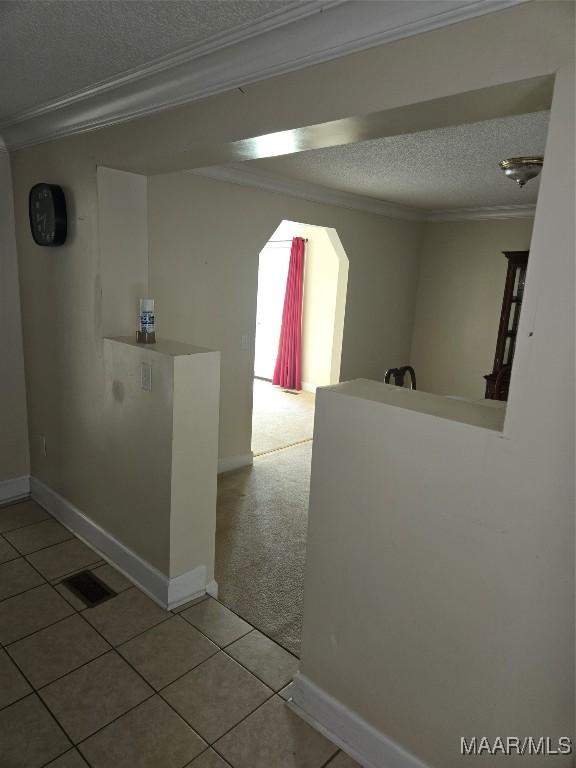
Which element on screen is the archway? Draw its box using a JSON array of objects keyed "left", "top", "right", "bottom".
[{"left": 251, "top": 219, "right": 349, "bottom": 457}]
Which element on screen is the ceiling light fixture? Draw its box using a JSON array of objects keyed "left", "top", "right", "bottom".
[{"left": 499, "top": 156, "right": 543, "bottom": 188}]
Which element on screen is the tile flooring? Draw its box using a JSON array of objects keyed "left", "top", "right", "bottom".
[{"left": 0, "top": 499, "right": 359, "bottom": 768}]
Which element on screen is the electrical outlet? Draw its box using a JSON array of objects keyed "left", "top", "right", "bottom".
[
  {"left": 41, "top": 435, "right": 47, "bottom": 457},
  {"left": 140, "top": 363, "right": 152, "bottom": 392}
]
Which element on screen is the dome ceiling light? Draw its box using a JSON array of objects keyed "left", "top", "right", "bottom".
[{"left": 499, "top": 156, "right": 544, "bottom": 188}]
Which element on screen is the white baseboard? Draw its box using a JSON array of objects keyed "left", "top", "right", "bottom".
[
  {"left": 30, "top": 477, "right": 209, "bottom": 610},
  {"left": 290, "top": 674, "right": 430, "bottom": 768},
  {"left": 0, "top": 475, "right": 30, "bottom": 505},
  {"left": 218, "top": 452, "right": 253, "bottom": 474},
  {"left": 165, "top": 566, "right": 208, "bottom": 610},
  {"left": 301, "top": 381, "right": 318, "bottom": 393}
]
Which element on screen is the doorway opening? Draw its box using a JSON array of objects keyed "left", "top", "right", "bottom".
[
  {"left": 251, "top": 220, "right": 349, "bottom": 458},
  {"left": 216, "top": 220, "right": 348, "bottom": 655}
]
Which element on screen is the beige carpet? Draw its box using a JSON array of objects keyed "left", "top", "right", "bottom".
[
  {"left": 251, "top": 378, "right": 315, "bottom": 456},
  {"left": 215, "top": 441, "right": 312, "bottom": 656}
]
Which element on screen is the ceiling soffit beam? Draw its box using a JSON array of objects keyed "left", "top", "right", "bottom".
[
  {"left": 116, "top": 75, "right": 552, "bottom": 176},
  {"left": 1, "top": 0, "right": 528, "bottom": 150},
  {"left": 219, "top": 76, "right": 554, "bottom": 162}
]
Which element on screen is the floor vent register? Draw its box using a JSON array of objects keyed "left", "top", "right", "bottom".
[{"left": 61, "top": 570, "right": 116, "bottom": 607}]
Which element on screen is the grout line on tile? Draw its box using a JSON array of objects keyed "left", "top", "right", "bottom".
[
  {"left": 65, "top": 616, "right": 203, "bottom": 749},
  {"left": 53, "top": 748, "right": 96, "bottom": 768},
  {"left": 71, "top": 688, "right": 158, "bottom": 748},
  {"left": 0, "top": 561, "right": 50, "bottom": 609},
  {"left": 5, "top": 528, "right": 76, "bottom": 558},
  {"left": 152, "top": 647, "right": 263, "bottom": 702},
  {"left": 3, "top": 610, "right": 80, "bottom": 650},
  {"left": 67, "top": 637, "right": 207, "bottom": 756},
  {"left": 174, "top": 596, "right": 301, "bottom": 689},
  {"left": 219, "top": 644, "right": 295, "bottom": 693},
  {"left": 209, "top": 690, "right": 277, "bottom": 754},
  {"left": 4, "top": 684, "right": 73, "bottom": 760},
  {"left": 199, "top": 745, "right": 234, "bottom": 767},
  {"left": 0, "top": 515, "right": 52, "bottom": 534},
  {"left": 177, "top": 613, "right": 251, "bottom": 650},
  {"left": 36, "top": 648, "right": 114, "bottom": 695},
  {"left": 168, "top": 683, "right": 276, "bottom": 748},
  {"left": 26, "top": 584, "right": 170, "bottom": 750},
  {"left": 223, "top": 623, "right": 299, "bottom": 659},
  {"left": 31, "top": 596, "right": 164, "bottom": 751},
  {"left": 0, "top": 577, "right": 48, "bottom": 605},
  {"left": 115, "top": 623, "right": 220, "bottom": 668},
  {"left": 211, "top": 596, "right": 300, "bottom": 660},
  {"left": 0, "top": 538, "right": 23, "bottom": 564},
  {"left": 7, "top": 623, "right": 113, "bottom": 694},
  {"left": 26, "top": 556, "right": 105, "bottom": 584},
  {"left": 321, "top": 752, "right": 343, "bottom": 768},
  {"left": 49, "top": 561, "right": 109, "bottom": 589},
  {"left": 0, "top": 686, "right": 33, "bottom": 714}
]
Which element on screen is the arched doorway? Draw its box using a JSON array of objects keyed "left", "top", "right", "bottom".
[{"left": 251, "top": 219, "right": 349, "bottom": 456}]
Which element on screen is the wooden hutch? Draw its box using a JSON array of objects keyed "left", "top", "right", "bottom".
[{"left": 484, "top": 250, "right": 529, "bottom": 401}]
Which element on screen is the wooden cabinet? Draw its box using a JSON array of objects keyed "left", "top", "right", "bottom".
[{"left": 484, "top": 250, "right": 528, "bottom": 401}]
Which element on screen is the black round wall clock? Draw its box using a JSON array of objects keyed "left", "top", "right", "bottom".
[{"left": 29, "top": 183, "right": 67, "bottom": 246}]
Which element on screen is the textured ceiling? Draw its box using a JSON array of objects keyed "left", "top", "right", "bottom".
[
  {"left": 248, "top": 111, "right": 550, "bottom": 210},
  {"left": 0, "top": 0, "right": 294, "bottom": 120}
]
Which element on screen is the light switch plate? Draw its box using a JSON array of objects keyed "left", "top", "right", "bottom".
[{"left": 140, "top": 362, "right": 152, "bottom": 392}]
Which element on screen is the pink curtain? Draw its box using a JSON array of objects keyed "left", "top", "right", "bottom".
[{"left": 273, "top": 237, "right": 305, "bottom": 390}]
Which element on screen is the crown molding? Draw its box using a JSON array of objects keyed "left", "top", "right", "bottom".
[
  {"left": 426, "top": 204, "right": 536, "bottom": 221},
  {"left": 0, "top": 1, "right": 334, "bottom": 141},
  {"left": 2, "top": 0, "right": 527, "bottom": 151},
  {"left": 192, "top": 164, "right": 424, "bottom": 221},
  {"left": 192, "top": 163, "right": 536, "bottom": 222}
]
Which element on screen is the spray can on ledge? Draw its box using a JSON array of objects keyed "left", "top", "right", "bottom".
[{"left": 136, "top": 298, "right": 156, "bottom": 344}]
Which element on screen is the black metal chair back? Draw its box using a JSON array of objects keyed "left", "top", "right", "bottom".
[{"left": 384, "top": 365, "right": 417, "bottom": 390}]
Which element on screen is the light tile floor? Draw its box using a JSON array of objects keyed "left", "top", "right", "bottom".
[{"left": 0, "top": 498, "right": 360, "bottom": 768}]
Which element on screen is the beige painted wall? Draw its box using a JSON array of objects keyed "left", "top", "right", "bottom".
[
  {"left": 10, "top": 147, "right": 181, "bottom": 574},
  {"left": 97, "top": 167, "right": 148, "bottom": 337},
  {"left": 302, "top": 232, "right": 339, "bottom": 390},
  {"left": 298, "top": 57, "right": 574, "bottom": 768},
  {"left": 103, "top": 337, "right": 219, "bottom": 581},
  {"left": 147, "top": 172, "right": 422, "bottom": 461},
  {"left": 0, "top": 150, "right": 29, "bottom": 484},
  {"left": 101, "top": 338, "right": 173, "bottom": 572},
  {"left": 410, "top": 219, "right": 534, "bottom": 399},
  {"left": 170, "top": 348, "right": 220, "bottom": 581},
  {"left": 300, "top": 225, "right": 348, "bottom": 390}
]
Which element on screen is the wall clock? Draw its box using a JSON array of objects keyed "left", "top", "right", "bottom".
[{"left": 29, "top": 183, "right": 67, "bottom": 246}]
